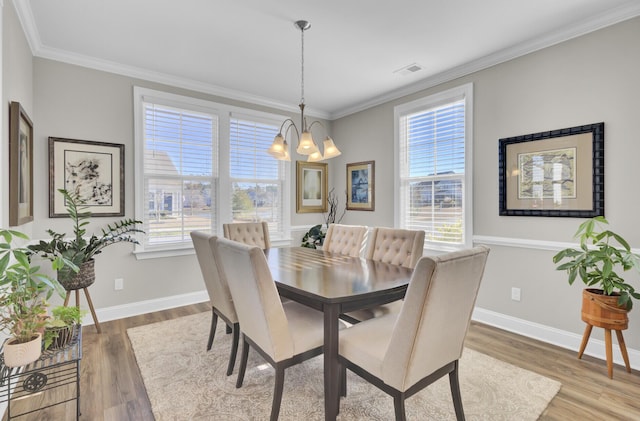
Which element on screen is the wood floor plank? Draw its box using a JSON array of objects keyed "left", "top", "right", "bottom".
[{"left": 3, "top": 304, "right": 640, "bottom": 420}]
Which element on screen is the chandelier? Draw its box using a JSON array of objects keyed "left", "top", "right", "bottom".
[{"left": 267, "top": 20, "right": 341, "bottom": 162}]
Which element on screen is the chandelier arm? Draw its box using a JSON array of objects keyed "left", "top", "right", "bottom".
[
  {"left": 307, "top": 120, "right": 327, "bottom": 136},
  {"left": 278, "top": 118, "right": 297, "bottom": 134},
  {"left": 284, "top": 121, "right": 300, "bottom": 140}
]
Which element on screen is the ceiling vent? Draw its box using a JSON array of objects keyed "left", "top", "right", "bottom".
[{"left": 394, "top": 63, "right": 423, "bottom": 76}]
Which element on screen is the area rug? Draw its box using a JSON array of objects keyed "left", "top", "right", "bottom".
[{"left": 127, "top": 312, "right": 560, "bottom": 420}]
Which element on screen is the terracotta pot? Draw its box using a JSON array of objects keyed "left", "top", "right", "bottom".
[
  {"left": 3, "top": 333, "right": 42, "bottom": 367},
  {"left": 57, "top": 259, "right": 95, "bottom": 291},
  {"left": 581, "top": 288, "right": 629, "bottom": 330}
]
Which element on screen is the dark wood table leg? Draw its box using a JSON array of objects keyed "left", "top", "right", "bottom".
[{"left": 324, "top": 303, "right": 340, "bottom": 421}]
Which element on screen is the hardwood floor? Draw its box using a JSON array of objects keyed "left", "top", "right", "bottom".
[{"left": 3, "top": 303, "right": 640, "bottom": 420}]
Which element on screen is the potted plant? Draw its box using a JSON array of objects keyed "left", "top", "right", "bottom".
[
  {"left": 43, "top": 305, "right": 85, "bottom": 350},
  {"left": 554, "top": 216, "right": 640, "bottom": 335},
  {"left": 28, "top": 188, "right": 143, "bottom": 291},
  {"left": 0, "top": 230, "right": 64, "bottom": 367},
  {"left": 301, "top": 189, "right": 346, "bottom": 249},
  {"left": 553, "top": 216, "right": 640, "bottom": 309}
]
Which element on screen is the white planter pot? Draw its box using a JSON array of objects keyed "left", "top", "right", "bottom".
[{"left": 3, "top": 333, "right": 42, "bottom": 367}]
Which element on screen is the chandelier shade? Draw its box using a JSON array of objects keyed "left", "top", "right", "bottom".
[{"left": 268, "top": 20, "right": 341, "bottom": 162}]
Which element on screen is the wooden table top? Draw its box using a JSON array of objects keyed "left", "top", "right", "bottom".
[{"left": 264, "top": 247, "right": 413, "bottom": 304}]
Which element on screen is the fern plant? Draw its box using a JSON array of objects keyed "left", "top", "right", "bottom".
[{"left": 28, "top": 189, "right": 144, "bottom": 278}]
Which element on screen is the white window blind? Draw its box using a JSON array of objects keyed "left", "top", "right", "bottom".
[
  {"left": 142, "top": 102, "right": 218, "bottom": 248},
  {"left": 229, "top": 115, "right": 285, "bottom": 239},
  {"left": 396, "top": 84, "right": 472, "bottom": 249},
  {"left": 134, "top": 87, "right": 291, "bottom": 256}
]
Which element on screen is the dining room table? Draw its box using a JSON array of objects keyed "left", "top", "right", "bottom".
[{"left": 264, "top": 246, "right": 413, "bottom": 421}]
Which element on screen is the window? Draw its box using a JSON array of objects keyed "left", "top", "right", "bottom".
[
  {"left": 395, "top": 84, "right": 473, "bottom": 250},
  {"left": 134, "top": 88, "right": 289, "bottom": 257},
  {"left": 229, "top": 114, "right": 285, "bottom": 236}
]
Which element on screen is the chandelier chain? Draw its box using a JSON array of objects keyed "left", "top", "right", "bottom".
[{"left": 300, "top": 26, "right": 305, "bottom": 105}]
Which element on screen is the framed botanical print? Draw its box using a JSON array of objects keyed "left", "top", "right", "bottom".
[
  {"left": 49, "top": 137, "right": 125, "bottom": 217},
  {"left": 9, "top": 102, "right": 34, "bottom": 226},
  {"left": 296, "top": 161, "right": 328, "bottom": 213},
  {"left": 347, "top": 160, "right": 375, "bottom": 211}
]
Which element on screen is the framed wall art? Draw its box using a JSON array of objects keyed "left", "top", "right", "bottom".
[
  {"left": 296, "top": 161, "right": 328, "bottom": 213},
  {"left": 49, "top": 137, "right": 125, "bottom": 217},
  {"left": 498, "top": 122, "right": 604, "bottom": 217},
  {"left": 9, "top": 102, "right": 34, "bottom": 226},
  {"left": 347, "top": 160, "right": 375, "bottom": 211}
]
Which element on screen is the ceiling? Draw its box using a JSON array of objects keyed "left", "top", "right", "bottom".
[{"left": 15, "top": 0, "right": 640, "bottom": 119}]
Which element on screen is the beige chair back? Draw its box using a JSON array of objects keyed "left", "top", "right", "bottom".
[
  {"left": 223, "top": 221, "right": 271, "bottom": 249},
  {"left": 322, "top": 224, "right": 367, "bottom": 257},
  {"left": 190, "top": 232, "right": 237, "bottom": 322},
  {"left": 366, "top": 227, "right": 425, "bottom": 269},
  {"left": 382, "top": 246, "right": 490, "bottom": 391},
  {"left": 214, "top": 237, "right": 294, "bottom": 362}
]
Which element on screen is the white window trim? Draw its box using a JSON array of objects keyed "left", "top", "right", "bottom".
[
  {"left": 133, "top": 87, "right": 291, "bottom": 259},
  {"left": 393, "top": 83, "right": 473, "bottom": 251}
]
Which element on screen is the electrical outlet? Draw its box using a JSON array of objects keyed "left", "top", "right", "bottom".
[
  {"left": 115, "top": 278, "right": 124, "bottom": 290},
  {"left": 511, "top": 287, "right": 521, "bottom": 302}
]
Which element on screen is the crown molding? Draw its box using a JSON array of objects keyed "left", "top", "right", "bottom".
[{"left": 329, "top": 2, "right": 640, "bottom": 119}]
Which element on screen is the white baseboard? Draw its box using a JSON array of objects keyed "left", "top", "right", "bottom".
[
  {"left": 82, "top": 290, "right": 209, "bottom": 326},
  {"left": 472, "top": 306, "right": 640, "bottom": 370}
]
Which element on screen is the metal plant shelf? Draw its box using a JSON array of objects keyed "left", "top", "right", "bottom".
[{"left": 0, "top": 326, "right": 82, "bottom": 420}]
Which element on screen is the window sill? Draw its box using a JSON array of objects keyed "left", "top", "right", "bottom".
[{"left": 133, "top": 238, "right": 294, "bottom": 260}]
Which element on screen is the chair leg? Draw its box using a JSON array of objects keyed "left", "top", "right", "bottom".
[
  {"left": 236, "top": 336, "right": 250, "bottom": 388},
  {"left": 270, "top": 365, "right": 285, "bottom": 421},
  {"left": 393, "top": 393, "right": 406, "bottom": 421},
  {"left": 449, "top": 360, "right": 465, "bottom": 421},
  {"left": 207, "top": 310, "right": 219, "bottom": 351},
  {"left": 226, "top": 323, "right": 240, "bottom": 376}
]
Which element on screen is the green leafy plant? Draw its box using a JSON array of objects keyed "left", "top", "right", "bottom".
[
  {"left": 28, "top": 189, "right": 144, "bottom": 282},
  {"left": 301, "top": 224, "right": 325, "bottom": 249},
  {"left": 43, "top": 305, "right": 86, "bottom": 349},
  {"left": 49, "top": 305, "right": 85, "bottom": 326},
  {"left": 300, "top": 189, "right": 345, "bottom": 249},
  {"left": 0, "top": 230, "right": 64, "bottom": 344},
  {"left": 553, "top": 216, "right": 640, "bottom": 309}
]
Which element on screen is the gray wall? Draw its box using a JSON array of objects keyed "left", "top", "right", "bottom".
[{"left": 332, "top": 17, "right": 640, "bottom": 349}]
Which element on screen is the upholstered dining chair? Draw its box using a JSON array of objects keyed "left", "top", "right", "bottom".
[
  {"left": 223, "top": 221, "right": 271, "bottom": 249},
  {"left": 342, "top": 227, "right": 425, "bottom": 323},
  {"left": 214, "top": 237, "right": 326, "bottom": 421},
  {"left": 190, "top": 232, "right": 239, "bottom": 376},
  {"left": 338, "top": 246, "right": 490, "bottom": 421},
  {"left": 322, "top": 223, "right": 368, "bottom": 257}
]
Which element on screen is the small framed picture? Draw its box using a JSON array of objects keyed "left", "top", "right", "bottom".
[
  {"left": 347, "top": 160, "right": 375, "bottom": 211},
  {"left": 49, "top": 137, "right": 125, "bottom": 217},
  {"left": 9, "top": 102, "right": 34, "bottom": 226},
  {"left": 296, "top": 161, "right": 328, "bottom": 213}
]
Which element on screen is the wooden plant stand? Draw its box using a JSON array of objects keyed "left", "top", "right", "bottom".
[
  {"left": 577, "top": 289, "right": 630, "bottom": 378},
  {"left": 63, "top": 287, "right": 101, "bottom": 333}
]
